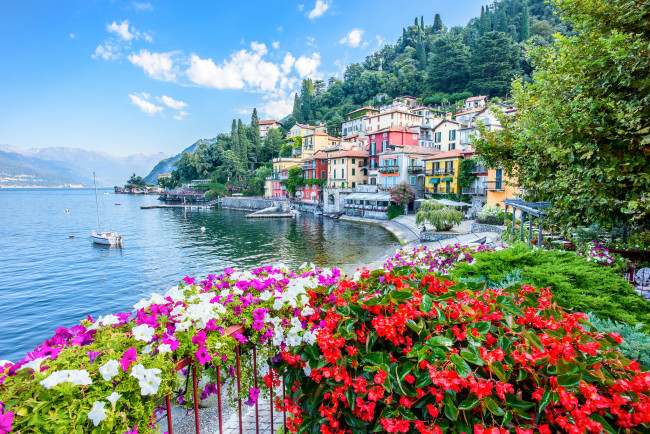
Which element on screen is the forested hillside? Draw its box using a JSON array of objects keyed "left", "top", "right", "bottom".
[{"left": 156, "top": 0, "right": 567, "bottom": 194}]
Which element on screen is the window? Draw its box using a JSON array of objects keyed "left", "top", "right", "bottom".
[
  {"left": 449, "top": 130, "right": 456, "bottom": 140},
  {"left": 352, "top": 182, "right": 356, "bottom": 188},
  {"left": 450, "top": 143, "right": 456, "bottom": 150},
  {"left": 435, "top": 132, "right": 441, "bottom": 143},
  {"left": 312, "top": 170, "right": 315, "bottom": 178},
  {"left": 352, "top": 168, "right": 356, "bottom": 176},
  {"left": 371, "top": 143, "right": 376, "bottom": 155},
  {"left": 342, "top": 169, "right": 345, "bottom": 178},
  {"left": 383, "top": 133, "right": 387, "bottom": 137},
  {"left": 321, "top": 170, "right": 325, "bottom": 179},
  {"left": 413, "top": 134, "right": 417, "bottom": 139},
  {"left": 351, "top": 159, "right": 355, "bottom": 164},
  {"left": 333, "top": 169, "right": 336, "bottom": 179},
  {"left": 341, "top": 159, "right": 344, "bottom": 165},
  {"left": 410, "top": 176, "right": 415, "bottom": 185}
]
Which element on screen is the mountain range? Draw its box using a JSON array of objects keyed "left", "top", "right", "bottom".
[
  {"left": 0, "top": 144, "right": 168, "bottom": 188},
  {"left": 144, "top": 138, "right": 217, "bottom": 184}
]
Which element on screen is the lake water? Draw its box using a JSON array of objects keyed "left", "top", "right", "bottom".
[{"left": 0, "top": 189, "right": 399, "bottom": 362}]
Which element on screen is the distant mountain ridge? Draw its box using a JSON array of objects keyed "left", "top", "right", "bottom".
[
  {"left": 0, "top": 144, "right": 168, "bottom": 187},
  {"left": 144, "top": 138, "right": 217, "bottom": 184}
]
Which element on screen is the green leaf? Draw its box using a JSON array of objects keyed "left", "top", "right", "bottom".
[
  {"left": 537, "top": 390, "right": 552, "bottom": 415},
  {"left": 460, "top": 349, "right": 485, "bottom": 366},
  {"left": 473, "top": 321, "right": 491, "bottom": 334},
  {"left": 489, "top": 361, "right": 507, "bottom": 383},
  {"left": 458, "top": 395, "right": 480, "bottom": 410},
  {"left": 505, "top": 394, "right": 535, "bottom": 411},
  {"left": 557, "top": 373, "right": 582, "bottom": 388},
  {"left": 443, "top": 393, "right": 459, "bottom": 421},
  {"left": 590, "top": 414, "right": 616, "bottom": 434},
  {"left": 450, "top": 353, "right": 472, "bottom": 378},
  {"left": 421, "top": 294, "right": 432, "bottom": 313},
  {"left": 361, "top": 352, "right": 384, "bottom": 366},
  {"left": 391, "top": 290, "right": 413, "bottom": 300},
  {"left": 496, "top": 295, "right": 523, "bottom": 316},
  {"left": 483, "top": 396, "right": 505, "bottom": 416},
  {"left": 425, "top": 336, "right": 453, "bottom": 347}
]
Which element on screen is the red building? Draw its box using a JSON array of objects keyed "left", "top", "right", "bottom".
[
  {"left": 367, "top": 126, "right": 419, "bottom": 169},
  {"left": 297, "top": 151, "right": 328, "bottom": 202}
]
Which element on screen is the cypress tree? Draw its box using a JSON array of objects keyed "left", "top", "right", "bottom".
[
  {"left": 300, "top": 79, "right": 314, "bottom": 124},
  {"left": 497, "top": 10, "right": 508, "bottom": 33},
  {"left": 414, "top": 17, "right": 418, "bottom": 28},
  {"left": 433, "top": 14, "right": 443, "bottom": 32},
  {"left": 420, "top": 16, "right": 424, "bottom": 32},
  {"left": 520, "top": 5, "right": 530, "bottom": 41},
  {"left": 249, "top": 108, "right": 260, "bottom": 163},
  {"left": 484, "top": 6, "right": 492, "bottom": 33},
  {"left": 416, "top": 31, "right": 426, "bottom": 70},
  {"left": 230, "top": 119, "right": 239, "bottom": 156},
  {"left": 237, "top": 119, "right": 248, "bottom": 165},
  {"left": 292, "top": 93, "right": 303, "bottom": 124},
  {"left": 479, "top": 6, "right": 485, "bottom": 36}
]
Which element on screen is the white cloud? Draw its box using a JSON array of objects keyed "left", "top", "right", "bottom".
[
  {"left": 92, "top": 42, "right": 121, "bottom": 60},
  {"left": 277, "top": 26, "right": 283, "bottom": 33},
  {"left": 133, "top": 2, "right": 153, "bottom": 11},
  {"left": 260, "top": 93, "right": 294, "bottom": 119},
  {"left": 250, "top": 42, "right": 267, "bottom": 56},
  {"left": 128, "top": 93, "right": 164, "bottom": 116},
  {"left": 158, "top": 95, "right": 187, "bottom": 109},
  {"left": 272, "top": 41, "right": 280, "bottom": 50},
  {"left": 236, "top": 108, "right": 252, "bottom": 115},
  {"left": 128, "top": 50, "right": 178, "bottom": 81},
  {"left": 376, "top": 35, "right": 384, "bottom": 47},
  {"left": 174, "top": 111, "right": 188, "bottom": 120},
  {"left": 186, "top": 48, "right": 282, "bottom": 92},
  {"left": 107, "top": 20, "right": 134, "bottom": 41},
  {"left": 340, "top": 28, "right": 364, "bottom": 47},
  {"left": 305, "top": 36, "right": 316, "bottom": 48},
  {"left": 297, "top": 4, "right": 305, "bottom": 11},
  {"left": 307, "top": 0, "right": 330, "bottom": 19},
  {"left": 282, "top": 53, "right": 295, "bottom": 74},
  {"left": 294, "top": 53, "right": 321, "bottom": 78},
  {"left": 69, "top": 33, "right": 75, "bottom": 39}
]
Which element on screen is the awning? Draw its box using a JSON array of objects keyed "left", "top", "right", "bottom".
[
  {"left": 428, "top": 178, "right": 440, "bottom": 184},
  {"left": 441, "top": 177, "right": 453, "bottom": 182},
  {"left": 433, "top": 199, "right": 471, "bottom": 207}
]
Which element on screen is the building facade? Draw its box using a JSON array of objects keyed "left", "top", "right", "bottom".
[
  {"left": 377, "top": 145, "right": 441, "bottom": 197},
  {"left": 422, "top": 149, "right": 466, "bottom": 196},
  {"left": 341, "top": 106, "right": 379, "bottom": 138},
  {"left": 259, "top": 120, "right": 282, "bottom": 139},
  {"left": 327, "top": 150, "right": 369, "bottom": 189},
  {"left": 296, "top": 152, "right": 328, "bottom": 202},
  {"left": 266, "top": 157, "right": 302, "bottom": 197}
]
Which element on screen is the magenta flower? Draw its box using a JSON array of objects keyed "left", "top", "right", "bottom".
[
  {"left": 87, "top": 350, "right": 102, "bottom": 364},
  {"left": 162, "top": 336, "right": 179, "bottom": 351},
  {"left": 195, "top": 347, "right": 212, "bottom": 365},
  {"left": 191, "top": 331, "right": 207, "bottom": 347},
  {"left": 244, "top": 387, "right": 261, "bottom": 406},
  {"left": 119, "top": 347, "right": 137, "bottom": 372},
  {"left": 232, "top": 332, "right": 248, "bottom": 344},
  {"left": 0, "top": 411, "right": 14, "bottom": 433},
  {"left": 183, "top": 275, "right": 195, "bottom": 285},
  {"left": 123, "top": 425, "right": 138, "bottom": 434},
  {"left": 205, "top": 319, "right": 218, "bottom": 331}
]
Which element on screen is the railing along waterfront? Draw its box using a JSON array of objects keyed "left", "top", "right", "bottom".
[{"left": 161, "top": 324, "right": 286, "bottom": 434}]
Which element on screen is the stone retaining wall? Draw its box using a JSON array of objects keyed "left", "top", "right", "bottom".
[
  {"left": 221, "top": 197, "right": 275, "bottom": 212},
  {"left": 420, "top": 232, "right": 462, "bottom": 242},
  {"left": 470, "top": 222, "right": 507, "bottom": 234}
]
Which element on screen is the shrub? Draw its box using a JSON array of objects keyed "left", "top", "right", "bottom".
[
  {"left": 274, "top": 266, "right": 650, "bottom": 433},
  {"left": 416, "top": 200, "right": 462, "bottom": 231},
  {"left": 451, "top": 243, "right": 650, "bottom": 330},
  {"left": 387, "top": 204, "right": 404, "bottom": 220},
  {"left": 389, "top": 182, "right": 414, "bottom": 208},
  {"left": 586, "top": 313, "right": 650, "bottom": 367},
  {"left": 477, "top": 205, "right": 504, "bottom": 225}
]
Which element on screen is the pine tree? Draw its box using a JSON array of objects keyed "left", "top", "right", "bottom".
[
  {"left": 497, "top": 10, "right": 508, "bottom": 33},
  {"left": 484, "top": 6, "right": 492, "bottom": 33},
  {"left": 237, "top": 119, "right": 248, "bottom": 166},
  {"left": 479, "top": 6, "right": 485, "bottom": 35},
  {"left": 420, "top": 16, "right": 424, "bottom": 31},
  {"left": 468, "top": 31, "right": 522, "bottom": 96},
  {"left": 230, "top": 119, "right": 239, "bottom": 156},
  {"left": 428, "top": 33, "right": 471, "bottom": 93},
  {"left": 520, "top": 5, "right": 530, "bottom": 41},
  {"left": 249, "top": 108, "right": 260, "bottom": 163},
  {"left": 433, "top": 14, "right": 443, "bottom": 32},
  {"left": 292, "top": 93, "right": 303, "bottom": 124}
]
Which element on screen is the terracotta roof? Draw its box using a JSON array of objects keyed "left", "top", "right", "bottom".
[
  {"left": 293, "top": 123, "right": 321, "bottom": 129},
  {"left": 328, "top": 150, "right": 368, "bottom": 159},
  {"left": 421, "top": 149, "right": 466, "bottom": 161},
  {"left": 312, "top": 151, "right": 329, "bottom": 159},
  {"left": 466, "top": 96, "right": 487, "bottom": 102},
  {"left": 380, "top": 145, "right": 442, "bottom": 156},
  {"left": 367, "top": 126, "right": 419, "bottom": 135},
  {"left": 429, "top": 119, "right": 460, "bottom": 130},
  {"left": 259, "top": 120, "right": 280, "bottom": 125},
  {"left": 454, "top": 107, "right": 485, "bottom": 116},
  {"left": 327, "top": 135, "right": 341, "bottom": 141},
  {"left": 345, "top": 106, "right": 378, "bottom": 116}
]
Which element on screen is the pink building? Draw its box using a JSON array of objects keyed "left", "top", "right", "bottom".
[{"left": 367, "top": 126, "right": 419, "bottom": 169}]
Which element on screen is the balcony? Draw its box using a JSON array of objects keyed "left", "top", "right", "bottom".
[
  {"left": 426, "top": 187, "right": 456, "bottom": 195},
  {"left": 486, "top": 181, "right": 504, "bottom": 191},
  {"left": 460, "top": 136, "right": 472, "bottom": 145},
  {"left": 302, "top": 163, "right": 316, "bottom": 170},
  {"left": 378, "top": 166, "right": 399, "bottom": 174},
  {"left": 471, "top": 165, "right": 487, "bottom": 174},
  {"left": 425, "top": 169, "right": 454, "bottom": 176},
  {"left": 462, "top": 187, "right": 487, "bottom": 195},
  {"left": 291, "top": 149, "right": 302, "bottom": 157},
  {"left": 407, "top": 165, "right": 424, "bottom": 174}
]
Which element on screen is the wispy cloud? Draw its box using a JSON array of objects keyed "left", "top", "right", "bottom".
[
  {"left": 158, "top": 95, "right": 187, "bottom": 109},
  {"left": 133, "top": 2, "right": 153, "bottom": 11},
  {"left": 128, "top": 93, "right": 164, "bottom": 116},
  {"left": 272, "top": 41, "right": 280, "bottom": 50},
  {"left": 128, "top": 50, "right": 178, "bottom": 81},
  {"left": 340, "top": 28, "right": 364, "bottom": 47},
  {"left": 307, "top": 0, "right": 330, "bottom": 19},
  {"left": 173, "top": 111, "right": 188, "bottom": 120},
  {"left": 93, "top": 19, "right": 153, "bottom": 61},
  {"left": 107, "top": 20, "right": 135, "bottom": 41}
]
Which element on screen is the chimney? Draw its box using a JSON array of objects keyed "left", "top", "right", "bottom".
[{"left": 446, "top": 112, "right": 452, "bottom": 120}]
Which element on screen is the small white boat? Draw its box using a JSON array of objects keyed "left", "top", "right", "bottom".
[
  {"left": 90, "top": 231, "right": 123, "bottom": 245},
  {"left": 91, "top": 172, "right": 123, "bottom": 246}
]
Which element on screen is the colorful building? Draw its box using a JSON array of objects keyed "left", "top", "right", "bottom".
[
  {"left": 287, "top": 123, "right": 326, "bottom": 138},
  {"left": 377, "top": 145, "right": 441, "bottom": 197},
  {"left": 295, "top": 151, "right": 328, "bottom": 202},
  {"left": 367, "top": 126, "right": 419, "bottom": 169},
  {"left": 301, "top": 132, "right": 341, "bottom": 158},
  {"left": 428, "top": 118, "right": 461, "bottom": 152},
  {"left": 266, "top": 157, "right": 302, "bottom": 198},
  {"left": 341, "top": 106, "right": 379, "bottom": 138},
  {"left": 327, "top": 150, "right": 369, "bottom": 189},
  {"left": 259, "top": 120, "right": 282, "bottom": 139},
  {"left": 366, "top": 107, "right": 423, "bottom": 133},
  {"left": 422, "top": 149, "right": 467, "bottom": 195},
  {"left": 486, "top": 169, "right": 521, "bottom": 209}
]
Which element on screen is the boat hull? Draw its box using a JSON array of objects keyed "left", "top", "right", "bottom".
[{"left": 90, "top": 232, "right": 123, "bottom": 246}]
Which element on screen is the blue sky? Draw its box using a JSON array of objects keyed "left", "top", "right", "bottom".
[{"left": 0, "top": 0, "right": 487, "bottom": 156}]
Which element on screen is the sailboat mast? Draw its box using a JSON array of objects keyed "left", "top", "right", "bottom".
[{"left": 94, "top": 172, "right": 101, "bottom": 232}]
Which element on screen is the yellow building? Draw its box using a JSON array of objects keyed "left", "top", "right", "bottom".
[
  {"left": 486, "top": 168, "right": 521, "bottom": 208},
  {"left": 327, "top": 150, "right": 369, "bottom": 189},
  {"left": 265, "top": 157, "right": 302, "bottom": 197},
  {"left": 301, "top": 132, "right": 341, "bottom": 158},
  {"left": 287, "top": 123, "right": 326, "bottom": 138},
  {"left": 422, "top": 149, "right": 465, "bottom": 195}
]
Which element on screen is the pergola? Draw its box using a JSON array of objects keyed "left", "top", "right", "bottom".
[{"left": 502, "top": 198, "right": 551, "bottom": 247}]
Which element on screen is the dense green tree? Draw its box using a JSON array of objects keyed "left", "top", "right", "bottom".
[
  {"left": 313, "top": 79, "right": 325, "bottom": 95},
  {"left": 433, "top": 13, "right": 444, "bottom": 32},
  {"left": 260, "top": 128, "right": 284, "bottom": 161},
  {"left": 127, "top": 173, "right": 145, "bottom": 187},
  {"left": 469, "top": 31, "right": 521, "bottom": 96},
  {"left": 247, "top": 166, "right": 271, "bottom": 196},
  {"left": 326, "top": 114, "right": 344, "bottom": 138},
  {"left": 427, "top": 33, "right": 471, "bottom": 93},
  {"left": 301, "top": 78, "right": 315, "bottom": 123},
  {"left": 520, "top": 5, "right": 530, "bottom": 41},
  {"left": 292, "top": 93, "right": 303, "bottom": 124},
  {"left": 230, "top": 119, "right": 239, "bottom": 156},
  {"left": 249, "top": 108, "right": 260, "bottom": 163},
  {"left": 237, "top": 119, "right": 248, "bottom": 167},
  {"left": 475, "top": 0, "right": 650, "bottom": 229},
  {"left": 497, "top": 10, "right": 508, "bottom": 33},
  {"left": 416, "top": 31, "right": 426, "bottom": 70},
  {"left": 530, "top": 20, "right": 555, "bottom": 40}
]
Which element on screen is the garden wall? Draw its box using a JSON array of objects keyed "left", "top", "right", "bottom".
[
  {"left": 221, "top": 197, "right": 275, "bottom": 212},
  {"left": 470, "top": 222, "right": 507, "bottom": 234}
]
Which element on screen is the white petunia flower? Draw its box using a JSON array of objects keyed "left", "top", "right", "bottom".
[
  {"left": 87, "top": 401, "right": 107, "bottom": 426},
  {"left": 165, "top": 285, "right": 185, "bottom": 302},
  {"left": 157, "top": 343, "right": 172, "bottom": 354},
  {"left": 150, "top": 293, "right": 168, "bottom": 306},
  {"left": 130, "top": 363, "right": 147, "bottom": 381},
  {"left": 139, "top": 372, "right": 162, "bottom": 395},
  {"left": 132, "top": 324, "right": 155, "bottom": 342},
  {"left": 67, "top": 369, "right": 92, "bottom": 386},
  {"left": 106, "top": 392, "right": 122, "bottom": 410},
  {"left": 21, "top": 356, "right": 49, "bottom": 372},
  {"left": 99, "top": 359, "right": 120, "bottom": 382},
  {"left": 100, "top": 315, "right": 120, "bottom": 326},
  {"left": 39, "top": 371, "right": 68, "bottom": 389},
  {"left": 133, "top": 299, "right": 150, "bottom": 310}
]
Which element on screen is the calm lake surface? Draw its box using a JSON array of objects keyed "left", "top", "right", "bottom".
[{"left": 0, "top": 189, "right": 399, "bottom": 361}]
